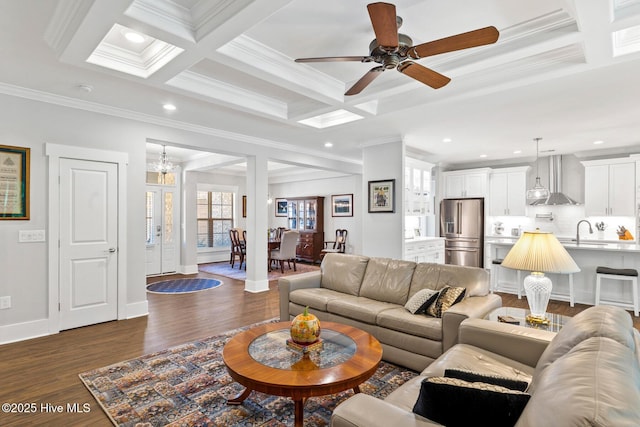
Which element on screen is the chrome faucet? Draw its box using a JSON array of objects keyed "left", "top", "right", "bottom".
[{"left": 576, "top": 220, "right": 593, "bottom": 245}]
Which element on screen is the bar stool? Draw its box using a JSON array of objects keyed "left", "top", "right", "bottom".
[
  {"left": 491, "top": 259, "right": 523, "bottom": 299},
  {"left": 595, "top": 266, "right": 639, "bottom": 317}
]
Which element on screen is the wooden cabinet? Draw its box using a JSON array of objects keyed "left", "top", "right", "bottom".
[
  {"left": 582, "top": 159, "right": 635, "bottom": 216},
  {"left": 489, "top": 166, "right": 529, "bottom": 216},
  {"left": 442, "top": 168, "right": 491, "bottom": 198},
  {"left": 287, "top": 196, "right": 324, "bottom": 262}
]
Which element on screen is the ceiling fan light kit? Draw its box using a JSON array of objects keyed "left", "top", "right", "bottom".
[{"left": 295, "top": 2, "right": 499, "bottom": 95}]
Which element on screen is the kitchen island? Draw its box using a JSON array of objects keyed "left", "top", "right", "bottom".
[
  {"left": 486, "top": 236, "right": 640, "bottom": 306},
  {"left": 404, "top": 236, "right": 445, "bottom": 264}
]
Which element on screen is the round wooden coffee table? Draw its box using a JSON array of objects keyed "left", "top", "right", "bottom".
[{"left": 222, "top": 321, "right": 382, "bottom": 427}]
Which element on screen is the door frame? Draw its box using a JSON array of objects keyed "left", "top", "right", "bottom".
[{"left": 45, "top": 143, "right": 128, "bottom": 334}]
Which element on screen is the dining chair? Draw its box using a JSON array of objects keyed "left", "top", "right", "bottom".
[
  {"left": 229, "top": 228, "right": 246, "bottom": 269},
  {"left": 270, "top": 230, "right": 299, "bottom": 273},
  {"left": 320, "top": 229, "right": 348, "bottom": 260}
]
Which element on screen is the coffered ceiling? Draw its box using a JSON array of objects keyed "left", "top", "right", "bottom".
[{"left": 2, "top": 0, "right": 640, "bottom": 170}]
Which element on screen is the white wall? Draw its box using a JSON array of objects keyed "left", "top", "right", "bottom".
[
  {"left": 362, "top": 141, "right": 404, "bottom": 258},
  {"left": 268, "top": 174, "right": 363, "bottom": 255}
]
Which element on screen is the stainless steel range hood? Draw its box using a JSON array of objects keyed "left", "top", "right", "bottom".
[{"left": 529, "top": 155, "right": 579, "bottom": 206}]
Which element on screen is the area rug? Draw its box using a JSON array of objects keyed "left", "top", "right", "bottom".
[
  {"left": 146, "top": 278, "right": 222, "bottom": 294},
  {"left": 79, "top": 320, "right": 418, "bottom": 426},
  {"left": 199, "top": 261, "right": 320, "bottom": 281}
]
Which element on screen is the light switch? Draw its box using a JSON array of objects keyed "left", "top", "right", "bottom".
[{"left": 18, "top": 230, "right": 46, "bottom": 242}]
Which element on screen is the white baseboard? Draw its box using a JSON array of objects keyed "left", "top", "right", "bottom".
[
  {"left": 125, "top": 300, "right": 149, "bottom": 319},
  {"left": 181, "top": 264, "right": 199, "bottom": 275},
  {"left": 244, "top": 279, "right": 269, "bottom": 293},
  {"left": 0, "top": 318, "right": 51, "bottom": 345},
  {"left": 197, "top": 252, "right": 228, "bottom": 264}
]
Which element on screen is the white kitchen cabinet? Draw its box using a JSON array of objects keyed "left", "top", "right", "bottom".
[
  {"left": 582, "top": 159, "right": 635, "bottom": 216},
  {"left": 442, "top": 168, "right": 491, "bottom": 198},
  {"left": 405, "top": 158, "right": 434, "bottom": 215},
  {"left": 404, "top": 238, "right": 444, "bottom": 264},
  {"left": 489, "top": 166, "right": 529, "bottom": 216}
]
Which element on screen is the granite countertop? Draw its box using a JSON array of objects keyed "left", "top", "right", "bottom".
[{"left": 485, "top": 236, "right": 640, "bottom": 252}]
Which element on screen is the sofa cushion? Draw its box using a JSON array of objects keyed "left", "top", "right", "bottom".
[
  {"left": 413, "top": 376, "right": 530, "bottom": 427},
  {"left": 517, "top": 336, "right": 640, "bottom": 427},
  {"left": 409, "top": 263, "right": 489, "bottom": 298},
  {"left": 404, "top": 288, "right": 440, "bottom": 314},
  {"left": 320, "top": 253, "right": 369, "bottom": 296},
  {"left": 532, "top": 304, "right": 636, "bottom": 387},
  {"left": 376, "top": 307, "right": 444, "bottom": 341},
  {"left": 289, "top": 288, "right": 346, "bottom": 312},
  {"left": 359, "top": 258, "right": 416, "bottom": 305},
  {"left": 426, "top": 286, "right": 466, "bottom": 318},
  {"left": 326, "top": 296, "right": 397, "bottom": 324}
]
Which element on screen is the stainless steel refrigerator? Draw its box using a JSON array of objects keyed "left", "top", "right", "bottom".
[{"left": 440, "top": 198, "right": 484, "bottom": 268}]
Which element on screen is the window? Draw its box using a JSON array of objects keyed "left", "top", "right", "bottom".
[{"left": 197, "top": 191, "right": 233, "bottom": 248}]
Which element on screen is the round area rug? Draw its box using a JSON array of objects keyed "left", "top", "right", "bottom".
[{"left": 146, "top": 278, "right": 222, "bottom": 294}]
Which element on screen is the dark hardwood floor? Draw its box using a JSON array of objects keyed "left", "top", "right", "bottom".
[{"left": 0, "top": 270, "right": 638, "bottom": 426}]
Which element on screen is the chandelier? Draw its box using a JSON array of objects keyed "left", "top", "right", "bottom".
[{"left": 153, "top": 145, "right": 175, "bottom": 175}]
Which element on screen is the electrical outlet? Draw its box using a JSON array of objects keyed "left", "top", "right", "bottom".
[{"left": 0, "top": 296, "right": 11, "bottom": 309}]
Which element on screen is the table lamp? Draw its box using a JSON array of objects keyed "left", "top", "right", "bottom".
[{"left": 501, "top": 229, "right": 579, "bottom": 323}]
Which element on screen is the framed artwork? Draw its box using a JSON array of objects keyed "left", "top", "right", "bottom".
[
  {"left": 275, "top": 198, "right": 288, "bottom": 217},
  {"left": 368, "top": 179, "right": 395, "bottom": 213},
  {"left": 0, "top": 145, "right": 30, "bottom": 220},
  {"left": 242, "top": 195, "right": 247, "bottom": 218},
  {"left": 331, "top": 193, "right": 353, "bottom": 217}
]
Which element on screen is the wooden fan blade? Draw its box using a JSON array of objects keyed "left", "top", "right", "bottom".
[
  {"left": 367, "top": 2, "right": 398, "bottom": 49},
  {"left": 345, "top": 66, "right": 385, "bottom": 96},
  {"left": 398, "top": 61, "right": 450, "bottom": 89},
  {"left": 295, "top": 56, "right": 370, "bottom": 63},
  {"left": 408, "top": 26, "right": 499, "bottom": 59}
]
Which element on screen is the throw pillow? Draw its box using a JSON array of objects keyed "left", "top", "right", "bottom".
[
  {"left": 425, "top": 286, "right": 466, "bottom": 318},
  {"left": 444, "top": 369, "right": 529, "bottom": 392},
  {"left": 412, "top": 376, "right": 530, "bottom": 427},
  {"left": 404, "top": 289, "right": 439, "bottom": 314}
]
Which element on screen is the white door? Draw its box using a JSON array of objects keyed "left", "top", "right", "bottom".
[
  {"left": 145, "top": 186, "right": 178, "bottom": 275},
  {"left": 59, "top": 158, "right": 118, "bottom": 330}
]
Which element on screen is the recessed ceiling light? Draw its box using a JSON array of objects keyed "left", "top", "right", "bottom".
[
  {"left": 479, "top": 154, "right": 487, "bottom": 158},
  {"left": 324, "top": 142, "right": 333, "bottom": 148},
  {"left": 124, "top": 31, "right": 145, "bottom": 44},
  {"left": 163, "top": 103, "right": 176, "bottom": 111},
  {"left": 513, "top": 150, "right": 522, "bottom": 154},
  {"left": 593, "top": 140, "right": 604, "bottom": 145},
  {"left": 443, "top": 138, "right": 452, "bottom": 143}
]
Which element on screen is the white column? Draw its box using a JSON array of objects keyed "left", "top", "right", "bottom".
[{"left": 245, "top": 155, "right": 270, "bottom": 292}]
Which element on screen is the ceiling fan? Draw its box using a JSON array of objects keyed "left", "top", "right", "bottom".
[{"left": 295, "top": 2, "right": 499, "bottom": 95}]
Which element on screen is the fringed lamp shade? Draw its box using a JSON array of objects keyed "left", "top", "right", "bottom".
[{"left": 501, "top": 229, "right": 579, "bottom": 320}]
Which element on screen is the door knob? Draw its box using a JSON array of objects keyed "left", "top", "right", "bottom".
[{"left": 108, "top": 247, "right": 117, "bottom": 253}]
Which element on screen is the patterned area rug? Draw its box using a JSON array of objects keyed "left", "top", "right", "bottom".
[
  {"left": 146, "top": 278, "right": 222, "bottom": 294},
  {"left": 79, "top": 320, "right": 418, "bottom": 426},
  {"left": 199, "top": 261, "right": 320, "bottom": 281}
]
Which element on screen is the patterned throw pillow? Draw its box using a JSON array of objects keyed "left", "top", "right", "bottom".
[
  {"left": 404, "top": 289, "right": 440, "bottom": 314},
  {"left": 425, "top": 286, "right": 466, "bottom": 318},
  {"left": 444, "top": 369, "right": 529, "bottom": 392},
  {"left": 412, "top": 376, "right": 530, "bottom": 427}
]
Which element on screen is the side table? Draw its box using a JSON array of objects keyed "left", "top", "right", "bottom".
[{"left": 486, "top": 307, "right": 571, "bottom": 332}]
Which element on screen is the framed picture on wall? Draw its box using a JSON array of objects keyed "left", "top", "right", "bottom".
[
  {"left": 242, "top": 195, "right": 247, "bottom": 218},
  {"left": 275, "top": 198, "right": 288, "bottom": 216},
  {"left": 0, "top": 145, "right": 30, "bottom": 220},
  {"left": 331, "top": 194, "right": 353, "bottom": 217},
  {"left": 368, "top": 179, "right": 395, "bottom": 213}
]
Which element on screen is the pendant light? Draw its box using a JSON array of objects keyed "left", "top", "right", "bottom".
[
  {"left": 153, "top": 145, "right": 175, "bottom": 176},
  {"left": 526, "top": 137, "right": 549, "bottom": 202}
]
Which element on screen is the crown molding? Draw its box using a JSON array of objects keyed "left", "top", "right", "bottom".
[
  {"left": 43, "top": 0, "right": 93, "bottom": 56},
  {"left": 0, "top": 82, "right": 361, "bottom": 166},
  {"left": 125, "top": 0, "right": 196, "bottom": 42}
]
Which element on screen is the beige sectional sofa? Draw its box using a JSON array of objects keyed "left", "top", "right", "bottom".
[
  {"left": 279, "top": 253, "right": 502, "bottom": 372},
  {"left": 331, "top": 305, "right": 640, "bottom": 427}
]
